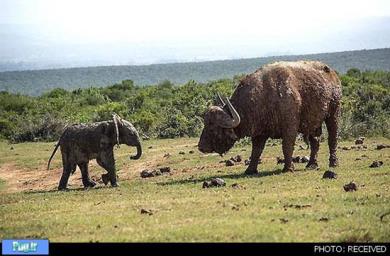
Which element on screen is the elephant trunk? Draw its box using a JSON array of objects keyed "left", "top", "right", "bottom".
[{"left": 130, "top": 143, "right": 142, "bottom": 160}]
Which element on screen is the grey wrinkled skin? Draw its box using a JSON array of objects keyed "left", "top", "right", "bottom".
[
  {"left": 48, "top": 117, "right": 142, "bottom": 190},
  {"left": 198, "top": 61, "right": 341, "bottom": 174}
]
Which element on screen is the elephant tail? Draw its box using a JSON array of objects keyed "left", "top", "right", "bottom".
[{"left": 47, "top": 125, "right": 68, "bottom": 170}]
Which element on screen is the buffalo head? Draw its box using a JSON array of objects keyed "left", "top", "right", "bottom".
[{"left": 198, "top": 95, "right": 241, "bottom": 155}]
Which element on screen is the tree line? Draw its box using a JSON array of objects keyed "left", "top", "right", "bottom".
[{"left": 1, "top": 48, "right": 390, "bottom": 96}]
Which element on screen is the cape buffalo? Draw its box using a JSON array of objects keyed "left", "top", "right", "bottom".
[{"left": 198, "top": 61, "right": 341, "bottom": 173}]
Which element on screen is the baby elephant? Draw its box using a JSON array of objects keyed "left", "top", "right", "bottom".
[{"left": 47, "top": 114, "right": 142, "bottom": 190}]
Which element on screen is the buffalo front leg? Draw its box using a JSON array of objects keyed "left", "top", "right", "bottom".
[
  {"left": 244, "top": 136, "right": 267, "bottom": 175},
  {"left": 78, "top": 162, "right": 96, "bottom": 188},
  {"left": 306, "top": 135, "right": 320, "bottom": 169},
  {"left": 97, "top": 150, "right": 119, "bottom": 187}
]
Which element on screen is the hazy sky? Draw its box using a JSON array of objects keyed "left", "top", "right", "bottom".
[{"left": 1, "top": 0, "right": 390, "bottom": 69}]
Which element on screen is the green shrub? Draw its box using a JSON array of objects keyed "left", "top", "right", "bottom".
[
  {"left": 0, "top": 70, "right": 389, "bottom": 142},
  {"left": 94, "top": 102, "right": 128, "bottom": 122}
]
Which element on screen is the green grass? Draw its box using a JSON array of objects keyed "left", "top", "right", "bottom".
[{"left": 0, "top": 138, "right": 389, "bottom": 242}]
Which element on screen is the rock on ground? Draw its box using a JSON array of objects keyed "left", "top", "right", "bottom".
[
  {"left": 202, "top": 178, "right": 226, "bottom": 188},
  {"left": 322, "top": 170, "right": 337, "bottom": 179},
  {"left": 370, "top": 161, "right": 383, "bottom": 168},
  {"left": 376, "top": 144, "right": 390, "bottom": 150},
  {"left": 159, "top": 166, "right": 171, "bottom": 173},
  {"left": 140, "top": 169, "right": 161, "bottom": 178},
  {"left": 344, "top": 182, "right": 357, "bottom": 192},
  {"left": 277, "top": 156, "right": 309, "bottom": 164},
  {"left": 225, "top": 160, "right": 235, "bottom": 166},
  {"left": 231, "top": 183, "right": 246, "bottom": 189},
  {"left": 140, "top": 208, "right": 153, "bottom": 215},
  {"left": 300, "top": 156, "right": 310, "bottom": 163},
  {"left": 230, "top": 155, "right": 242, "bottom": 163},
  {"left": 276, "top": 157, "right": 285, "bottom": 164},
  {"left": 292, "top": 156, "right": 301, "bottom": 163},
  {"left": 355, "top": 137, "right": 365, "bottom": 145}
]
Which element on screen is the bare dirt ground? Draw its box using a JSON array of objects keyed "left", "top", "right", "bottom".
[
  {"left": 0, "top": 139, "right": 200, "bottom": 193},
  {"left": 0, "top": 152, "right": 165, "bottom": 193},
  {"left": 0, "top": 164, "right": 66, "bottom": 193}
]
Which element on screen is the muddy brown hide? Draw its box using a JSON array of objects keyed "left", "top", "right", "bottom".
[
  {"left": 48, "top": 118, "right": 142, "bottom": 190},
  {"left": 198, "top": 61, "right": 341, "bottom": 173}
]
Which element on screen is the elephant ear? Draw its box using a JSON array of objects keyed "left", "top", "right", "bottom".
[{"left": 112, "top": 113, "right": 121, "bottom": 148}]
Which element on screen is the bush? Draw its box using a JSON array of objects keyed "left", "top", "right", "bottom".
[
  {"left": 43, "top": 88, "right": 69, "bottom": 98},
  {"left": 0, "top": 70, "right": 389, "bottom": 142},
  {"left": 10, "top": 114, "right": 66, "bottom": 143},
  {"left": 157, "top": 108, "right": 189, "bottom": 138},
  {"left": 94, "top": 102, "right": 128, "bottom": 121}
]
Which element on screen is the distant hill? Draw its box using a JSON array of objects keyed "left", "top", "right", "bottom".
[{"left": 1, "top": 48, "right": 390, "bottom": 96}]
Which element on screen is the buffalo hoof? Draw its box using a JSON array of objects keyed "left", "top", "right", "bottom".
[
  {"left": 58, "top": 186, "right": 69, "bottom": 191},
  {"left": 244, "top": 168, "right": 258, "bottom": 175},
  {"left": 306, "top": 162, "right": 318, "bottom": 170}
]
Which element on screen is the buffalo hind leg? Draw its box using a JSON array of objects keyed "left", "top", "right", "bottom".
[
  {"left": 282, "top": 134, "right": 297, "bottom": 172},
  {"left": 325, "top": 106, "right": 340, "bottom": 167},
  {"left": 245, "top": 136, "right": 267, "bottom": 175},
  {"left": 78, "top": 162, "right": 96, "bottom": 188},
  {"left": 306, "top": 135, "right": 320, "bottom": 169}
]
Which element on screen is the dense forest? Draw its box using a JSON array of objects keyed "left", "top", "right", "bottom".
[
  {"left": 0, "top": 68, "right": 389, "bottom": 143},
  {"left": 1, "top": 48, "right": 390, "bottom": 96}
]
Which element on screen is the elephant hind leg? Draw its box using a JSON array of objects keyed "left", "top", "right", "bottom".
[
  {"left": 58, "top": 164, "right": 72, "bottom": 191},
  {"left": 78, "top": 162, "right": 96, "bottom": 188}
]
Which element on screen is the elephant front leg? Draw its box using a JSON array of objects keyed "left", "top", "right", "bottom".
[
  {"left": 245, "top": 136, "right": 267, "bottom": 175},
  {"left": 78, "top": 162, "right": 96, "bottom": 188},
  {"left": 97, "top": 150, "right": 119, "bottom": 187}
]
